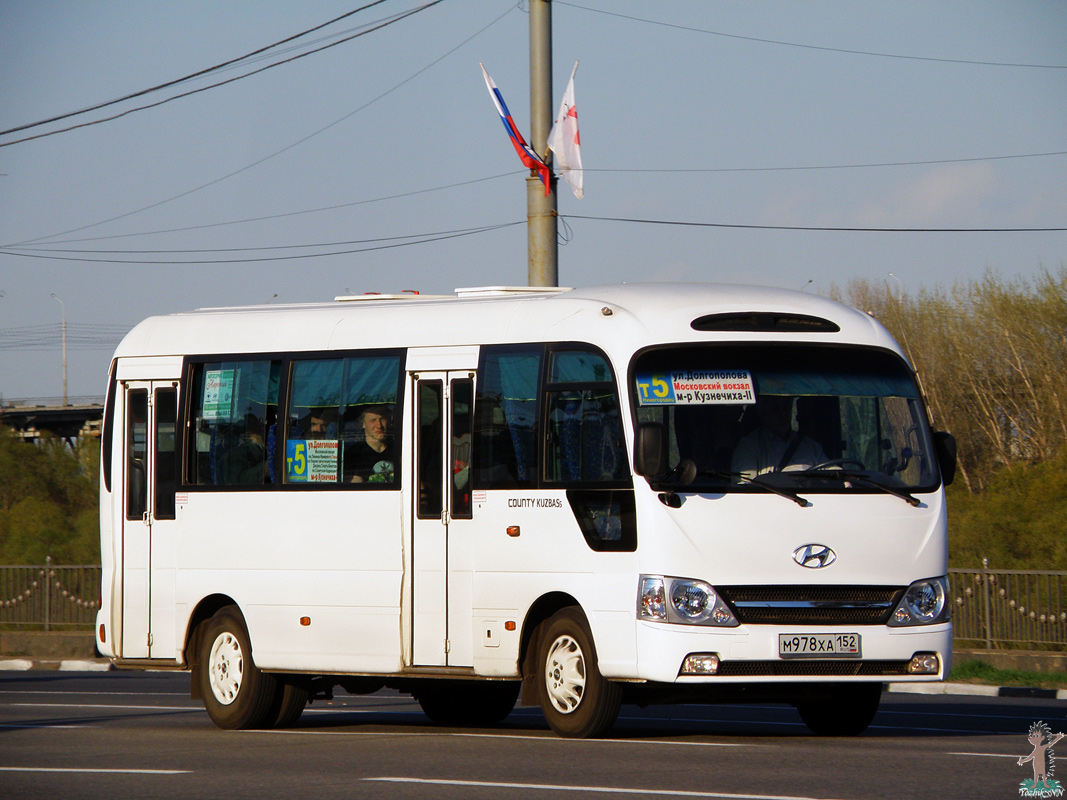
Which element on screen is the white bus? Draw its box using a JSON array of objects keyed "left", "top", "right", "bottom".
[{"left": 96, "top": 282, "right": 957, "bottom": 738}]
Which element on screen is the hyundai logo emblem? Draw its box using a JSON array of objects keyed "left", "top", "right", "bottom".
[{"left": 792, "top": 544, "right": 837, "bottom": 568}]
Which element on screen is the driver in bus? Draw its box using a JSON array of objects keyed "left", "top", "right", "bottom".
[
  {"left": 731, "top": 394, "right": 826, "bottom": 478},
  {"left": 345, "top": 404, "right": 394, "bottom": 483}
]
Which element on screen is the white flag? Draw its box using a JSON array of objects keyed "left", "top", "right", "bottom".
[{"left": 547, "top": 61, "right": 582, "bottom": 199}]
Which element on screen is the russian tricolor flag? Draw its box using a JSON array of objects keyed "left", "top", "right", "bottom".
[{"left": 480, "top": 64, "right": 552, "bottom": 196}]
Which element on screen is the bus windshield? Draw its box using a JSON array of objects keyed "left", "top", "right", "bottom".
[{"left": 632, "top": 344, "right": 941, "bottom": 494}]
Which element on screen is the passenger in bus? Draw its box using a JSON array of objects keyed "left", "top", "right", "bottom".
[
  {"left": 219, "top": 414, "right": 267, "bottom": 485},
  {"left": 345, "top": 404, "right": 394, "bottom": 483},
  {"left": 731, "top": 394, "right": 826, "bottom": 478},
  {"left": 306, "top": 407, "right": 337, "bottom": 439},
  {"left": 471, "top": 399, "right": 520, "bottom": 487}
]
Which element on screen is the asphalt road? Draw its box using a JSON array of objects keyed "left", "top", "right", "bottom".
[{"left": 1, "top": 671, "right": 1064, "bottom": 799}]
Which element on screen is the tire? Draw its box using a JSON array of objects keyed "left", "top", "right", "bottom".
[
  {"left": 199, "top": 606, "right": 278, "bottom": 730},
  {"left": 268, "top": 679, "right": 310, "bottom": 729},
  {"left": 416, "top": 680, "right": 519, "bottom": 726},
  {"left": 537, "top": 607, "right": 621, "bottom": 738},
  {"left": 796, "top": 683, "right": 882, "bottom": 736}
]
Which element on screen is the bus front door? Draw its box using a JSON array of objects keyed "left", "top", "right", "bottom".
[
  {"left": 411, "top": 372, "right": 475, "bottom": 667},
  {"left": 119, "top": 381, "right": 178, "bottom": 660}
]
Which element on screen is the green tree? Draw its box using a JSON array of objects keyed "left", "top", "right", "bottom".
[{"left": 0, "top": 426, "right": 100, "bottom": 565}]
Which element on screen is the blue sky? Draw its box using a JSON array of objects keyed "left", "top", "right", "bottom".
[{"left": 1, "top": 1, "right": 1065, "bottom": 399}]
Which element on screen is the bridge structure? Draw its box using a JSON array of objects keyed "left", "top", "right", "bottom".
[{"left": 0, "top": 397, "right": 104, "bottom": 442}]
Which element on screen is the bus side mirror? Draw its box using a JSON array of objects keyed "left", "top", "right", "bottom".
[
  {"left": 634, "top": 422, "right": 669, "bottom": 476},
  {"left": 933, "top": 431, "right": 957, "bottom": 487}
]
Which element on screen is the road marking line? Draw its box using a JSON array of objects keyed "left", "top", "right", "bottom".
[
  {"left": 0, "top": 690, "right": 188, "bottom": 696},
  {"left": 870, "top": 724, "right": 1006, "bottom": 735},
  {"left": 251, "top": 729, "right": 752, "bottom": 747},
  {"left": 14, "top": 703, "right": 198, "bottom": 711},
  {"left": 950, "top": 752, "right": 1065, "bottom": 760},
  {"left": 0, "top": 767, "right": 189, "bottom": 775},
  {"left": 364, "top": 777, "right": 844, "bottom": 799}
]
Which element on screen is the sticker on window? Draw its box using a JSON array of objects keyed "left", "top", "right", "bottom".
[
  {"left": 203, "top": 369, "right": 236, "bottom": 420},
  {"left": 286, "top": 439, "right": 339, "bottom": 483},
  {"left": 636, "top": 371, "right": 755, "bottom": 405}
]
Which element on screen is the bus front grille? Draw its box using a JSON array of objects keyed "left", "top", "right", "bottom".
[{"left": 717, "top": 585, "right": 906, "bottom": 625}]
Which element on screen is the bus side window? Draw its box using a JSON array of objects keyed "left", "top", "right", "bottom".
[
  {"left": 126, "top": 388, "right": 148, "bottom": 519},
  {"left": 451, "top": 378, "right": 473, "bottom": 518},
  {"left": 284, "top": 354, "right": 402, "bottom": 486},
  {"left": 473, "top": 346, "right": 542, "bottom": 489},
  {"left": 417, "top": 380, "right": 443, "bottom": 517},
  {"left": 188, "top": 360, "right": 278, "bottom": 487},
  {"left": 544, "top": 348, "right": 629, "bottom": 485},
  {"left": 154, "top": 387, "right": 177, "bottom": 519}
]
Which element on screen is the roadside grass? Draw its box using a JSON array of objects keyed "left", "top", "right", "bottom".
[{"left": 949, "top": 659, "right": 1067, "bottom": 690}]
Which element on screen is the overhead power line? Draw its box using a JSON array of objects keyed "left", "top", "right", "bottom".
[
  {"left": 3, "top": 212, "right": 1063, "bottom": 272},
  {"left": 0, "top": 323, "right": 130, "bottom": 351},
  {"left": 19, "top": 172, "right": 522, "bottom": 246},
  {"left": 558, "top": 2, "right": 1067, "bottom": 69},
  {"left": 0, "top": 1, "right": 444, "bottom": 148},
  {"left": 0, "top": 221, "right": 526, "bottom": 265},
  {"left": 561, "top": 214, "right": 1067, "bottom": 233},
  {"left": 0, "top": 1, "right": 391, "bottom": 138},
  {"left": 15, "top": 148, "right": 1063, "bottom": 249},
  {"left": 10, "top": 2, "right": 517, "bottom": 248},
  {"left": 591, "top": 151, "right": 1067, "bottom": 175}
]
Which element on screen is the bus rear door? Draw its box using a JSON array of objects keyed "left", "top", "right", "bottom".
[
  {"left": 118, "top": 380, "right": 178, "bottom": 659},
  {"left": 411, "top": 371, "right": 475, "bottom": 667}
]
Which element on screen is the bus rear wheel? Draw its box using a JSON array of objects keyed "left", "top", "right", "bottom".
[
  {"left": 268, "top": 679, "right": 310, "bottom": 728},
  {"left": 537, "top": 608, "right": 621, "bottom": 738},
  {"left": 199, "top": 605, "right": 278, "bottom": 730}
]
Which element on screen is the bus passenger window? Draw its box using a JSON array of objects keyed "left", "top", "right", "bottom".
[
  {"left": 451, "top": 378, "right": 473, "bottom": 519},
  {"left": 417, "top": 381, "right": 443, "bottom": 517},
  {"left": 285, "top": 360, "right": 343, "bottom": 484},
  {"left": 544, "top": 349, "right": 629, "bottom": 486},
  {"left": 126, "top": 389, "right": 148, "bottom": 520},
  {"left": 340, "top": 355, "right": 401, "bottom": 485},
  {"left": 285, "top": 354, "right": 402, "bottom": 486},
  {"left": 188, "top": 360, "right": 278, "bottom": 487},
  {"left": 154, "top": 387, "right": 177, "bottom": 519},
  {"left": 472, "top": 346, "right": 542, "bottom": 489}
]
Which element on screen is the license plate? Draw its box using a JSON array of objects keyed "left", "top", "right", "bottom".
[{"left": 778, "top": 633, "right": 861, "bottom": 659}]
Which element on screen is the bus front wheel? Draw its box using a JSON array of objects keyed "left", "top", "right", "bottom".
[
  {"left": 537, "top": 608, "right": 621, "bottom": 738},
  {"left": 199, "top": 605, "right": 278, "bottom": 730}
]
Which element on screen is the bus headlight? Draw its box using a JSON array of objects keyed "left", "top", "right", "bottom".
[
  {"left": 889, "top": 577, "right": 949, "bottom": 626},
  {"left": 638, "top": 575, "right": 739, "bottom": 627}
]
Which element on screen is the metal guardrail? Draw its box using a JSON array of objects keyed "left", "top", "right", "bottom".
[
  {"left": 0, "top": 559, "right": 100, "bottom": 630},
  {"left": 1, "top": 562, "right": 1064, "bottom": 649},
  {"left": 949, "top": 565, "right": 1067, "bottom": 649}
]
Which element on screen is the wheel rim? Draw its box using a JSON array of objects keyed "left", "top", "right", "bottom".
[
  {"left": 208, "top": 631, "right": 244, "bottom": 706},
  {"left": 544, "top": 634, "right": 586, "bottom": 714}
]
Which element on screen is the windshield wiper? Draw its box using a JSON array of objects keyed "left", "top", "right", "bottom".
[
  {"left": 802, "top": 468, "right": 921, "bottom": 507},
  {"left": 702, "top": 471, "right": 811, "bottom": 508}
]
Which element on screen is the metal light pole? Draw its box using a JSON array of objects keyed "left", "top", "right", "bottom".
[
  {"left": 50, "top": 293, "right": 67, "bottom": 406},
  {"left": 527, "top": 0, "right": 557, "bottom": 287}
]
